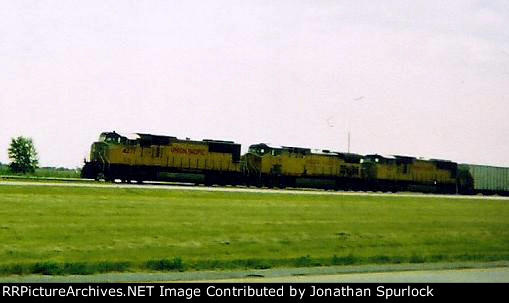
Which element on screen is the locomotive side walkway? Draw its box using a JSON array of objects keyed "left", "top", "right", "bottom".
[{"left": 1, "top": 179, "right": 509, "bottom": 200}]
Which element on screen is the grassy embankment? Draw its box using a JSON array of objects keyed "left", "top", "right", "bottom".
[{"left": 0, "top": 184, "right": 508, "bottom": 275}]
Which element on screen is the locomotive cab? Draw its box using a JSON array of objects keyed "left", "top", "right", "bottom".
[
  {"left": 98, "top": 132, "right": 127, "bottom": 144},
  {"left": 248, "top": 144, "right": 272, "bottom": 156}
]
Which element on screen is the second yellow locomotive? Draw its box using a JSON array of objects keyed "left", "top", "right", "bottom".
[{"left": 243, "top": 143, "right": 363, "bottom": 189}]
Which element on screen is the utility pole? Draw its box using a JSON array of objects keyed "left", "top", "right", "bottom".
[{"left": 348, "top": 131, "right": 351, "bottom": 153}]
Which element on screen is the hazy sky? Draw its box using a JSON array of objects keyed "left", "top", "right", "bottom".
[{"left": 1, "top": 0, "right": 508, "bottom": 168}]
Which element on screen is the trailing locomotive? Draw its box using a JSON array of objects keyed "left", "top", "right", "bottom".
[
  {"left": 82, "top": 131, "right": 509, "bottom": 195},
  {"left": 243, "top": 144, "right": 363, "bottom": 190},
  {"left": 361, "top": 155, "right": 458, "bottom": 194}
]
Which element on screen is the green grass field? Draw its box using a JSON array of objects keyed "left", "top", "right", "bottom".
[{"left": 0, "top": 184, "right": 508, "bottom": 275}]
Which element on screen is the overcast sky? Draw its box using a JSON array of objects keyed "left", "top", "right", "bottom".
[{"left": 1, "top": 0, "right": 508, "bottom": 168}]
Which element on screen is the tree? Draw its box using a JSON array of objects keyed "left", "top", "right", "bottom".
[{"left": 8, "top": 136, "right": 39, "bottom": 173}]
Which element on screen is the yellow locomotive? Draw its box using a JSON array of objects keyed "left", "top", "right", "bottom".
[
  {"left": 82, "top": 132, "right": 242, "bottom": 184},
  {"left": 243, "top": 143, "right": 363, "bottom": 189},
  {"left": 361, "top": 154, "right": 457, "bottom": 193}
]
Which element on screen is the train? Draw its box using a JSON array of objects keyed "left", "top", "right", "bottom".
[{"left": 81, "top": 131, "right": 509, "bottom": 196}]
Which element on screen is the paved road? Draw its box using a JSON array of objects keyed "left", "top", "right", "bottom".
[
  {"left": 1, "top": 180, "right": 509, "bottom": 200},
  {"left": 194, "top": 267, "right": 509, "bottom": 283},
  {"left": 1, "top": 262, "right": 508, "bottom": 283}
]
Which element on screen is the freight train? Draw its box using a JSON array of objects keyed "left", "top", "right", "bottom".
[{"left": 81, "top": 131, "right": 509, "bottom": 195}]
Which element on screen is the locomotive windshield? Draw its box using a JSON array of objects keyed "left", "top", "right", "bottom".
[
  {"left": 98, "top": 132, "right": 126, "bottom": 144},
  {"left": 248, "top": 144, "right": 271, "bottom": 156}
]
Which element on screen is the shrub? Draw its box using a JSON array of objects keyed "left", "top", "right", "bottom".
[{"left": 146, "top": 257, "right": 185, "bottom": 272}]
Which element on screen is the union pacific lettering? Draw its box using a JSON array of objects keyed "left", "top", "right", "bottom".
[{"left": 170, "top": 146, "right": 207, "bottom": 156}]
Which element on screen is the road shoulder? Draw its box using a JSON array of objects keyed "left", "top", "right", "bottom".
[{"left": 1, "top": 261, "right": 508, "bottom": 283}]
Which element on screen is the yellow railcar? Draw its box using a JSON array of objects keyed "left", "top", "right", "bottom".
[
  {"left": 82, "top": 132, "right": 241, "bottom": 184},
  {"left": 244, "top": 143, "right": 363, "bottom": 189},
  {"left": 361, "top": 154, "right": 457, "bottom": 193}
]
